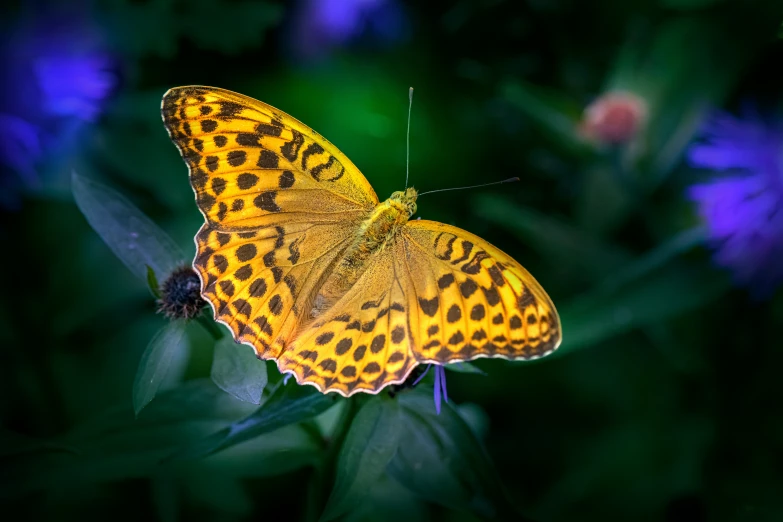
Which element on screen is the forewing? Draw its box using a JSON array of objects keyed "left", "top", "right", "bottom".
[
  {"left": 279, "top": 243, "right": 417, "bottom": 396},
  {"left": 400, "top": 220, "right": 561, "bottom": 364},
  {"left": 161, "top": 86, "right": 378, "bottom": 230},
  {"left": 163, "top": 86, "right": 379, "bottom": 357}
]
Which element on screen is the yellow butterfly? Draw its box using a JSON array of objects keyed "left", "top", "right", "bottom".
[{"left": 161, "top": 86, "right": 561, "bottom": 396}]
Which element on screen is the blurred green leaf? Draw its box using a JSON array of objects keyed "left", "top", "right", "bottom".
[
  {"left": 388, "top": 390, "right": 523, "bottom": 520},
  {"left": 170, "top": 382, "right": 337, "bottom": 461},
  {"left": 72, "top": 172, "right": 185, "bottom": 281},
  {"left": 133, "top": 321, "right": 189, "bottom": 416},
  {"left": 321, "top": 397, "right": 402, "bottom": 522},
  {"left": 210, "top": 337, "right": 268, "bottom": 405}
]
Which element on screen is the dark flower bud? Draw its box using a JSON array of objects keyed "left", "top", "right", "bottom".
[{"left": 157, "top": 266, "right": 206, "bottom": 320}]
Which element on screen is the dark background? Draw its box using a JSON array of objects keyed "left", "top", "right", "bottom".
[{"left": 2, "top": 1, "right": 783, "bottom": 521}]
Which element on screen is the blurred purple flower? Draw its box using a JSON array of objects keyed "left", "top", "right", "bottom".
[
  {"left": 0, "top": 10, "right": 117, "bottom": 207},
  {"left": 290, "top": 0, "right": 406, "bottom": 60},
  {"left": 687, "top": 110, "right": 783, "bottom": 294},
  {"left": 413, "top": 364, "right": 449, "bottom": 414}
]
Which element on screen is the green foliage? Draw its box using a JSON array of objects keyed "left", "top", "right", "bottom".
[
  {"left": 210, "top": 337, "right": 268, "bottom": 405},
  {"left": 388, "top": 389, "right": 522, "bottom": 520},
  {"left": 170, "top": 381, "right": 337, "bottom": 461},
  {"left": 71, "top": 172, "right": 185, "bottom": 282},
  {"left": 321, "top": 396, "right": 402, "bottom": 521}
]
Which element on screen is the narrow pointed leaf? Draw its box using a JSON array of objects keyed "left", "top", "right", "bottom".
[
  {"left": 210, "top": 337, "right": 268, "bottom": 404},
  {"left": 72, "top": 172, "right": 185, "bottom": 281},
  {"left": 133, "top": 321, "right": 189, "bottom": 416},
  {"left": 321, "top": 397, "right": 402, "bottom": 521}
]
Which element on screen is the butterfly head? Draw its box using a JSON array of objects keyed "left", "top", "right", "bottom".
[{"left": 389, "top": 187, "right": 418, "bottom": 218}]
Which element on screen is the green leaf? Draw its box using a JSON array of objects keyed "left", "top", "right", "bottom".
[
  {"left": 321, "top": 397, "right": 402, "bottom": 521},
  {"left": 444, "top": 362, "right": 486, "bottom": 375},
  {"left": 146, "top": 265, "right": 161, "bottom": 298},
  {"left": 71, "top": 172, "right": 185, "bottom": 282},
  {"left": 388, "top": 390, "right": 521, "bottom": 520},
  {"left": 133, "top": 321, "right": 189, "bottom": 416},
  {"left": 170, "top": 382, "right": 338, "bottom": 461},
  {"left": 210, "top": 337, "right": 268, "bottom": 404}
]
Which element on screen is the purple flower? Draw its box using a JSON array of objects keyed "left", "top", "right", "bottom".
[
  {"left": 413, "top": 364, "right": 449, "bottom": 414},
  {"left": 0, "top": 10, "right": 117, "bottom": 207},
  {"left": 289, "top": 0, "right": 406, "bottom": 60},
  {"left": 687, "top": 110, "right": 783, "bottom": 294}
]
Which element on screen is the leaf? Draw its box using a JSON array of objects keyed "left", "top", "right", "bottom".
[
  {"left": 170, "top": 382, "right": 338, "bottom": 461},
  {"left": 72, "top": 172, "right": 185, "bottom": 282},
  {"left": 133, "top": 321, "right": 189, "bottom": 416},
  {"left": 321, "top": 397, "right": 402, "bottom": 521},
  {"left": 387, "top": 390, "right": 521, "bottom": 520},
  {"left": 443, "top": 362, "right": 486, "bottom": 375},
  {"left": 210, "top": 337, "right": 268, "bottom": 404}
]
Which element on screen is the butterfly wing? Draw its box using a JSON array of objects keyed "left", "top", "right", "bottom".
[
  {"left": 281, "top": 240, "right": 417, "bottom": 396},
  {"left": 162, "top": 85, "right": 378, "bottom": 231},
  {"left": 280, "top": 219, "right": 560, "bottom": 397},
  {"left": 400, "top": 220, "right": 561, "bottom": 364},
  {"left": 162, "top": 86, "right": 377, "bottom": 358}
]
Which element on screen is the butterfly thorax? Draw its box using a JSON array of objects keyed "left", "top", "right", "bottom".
[{"left": 310, "top": 188, "right": 417, "bottom": 317}]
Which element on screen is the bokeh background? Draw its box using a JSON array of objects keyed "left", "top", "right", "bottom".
[{"left": 2, "top": 1, "right": 783, "bottom": 521}]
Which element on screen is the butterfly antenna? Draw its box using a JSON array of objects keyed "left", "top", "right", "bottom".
[
  {"left": 405, "top": 87, "right": 413, "bottom": 189},
  {"left": 418, "top": 177, "right": 520, "bottom": 196}
]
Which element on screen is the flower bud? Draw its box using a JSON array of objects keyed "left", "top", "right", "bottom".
[
  {"left": 157, "top": 266, "right": 206, "bottom": 320},
  {"left": 579, "top": 91, "right": 647, "bottom": 145}
]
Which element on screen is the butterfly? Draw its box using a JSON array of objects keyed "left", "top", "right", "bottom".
[{"left": 161, "top": 86, "right": 561, "bottom": 396}]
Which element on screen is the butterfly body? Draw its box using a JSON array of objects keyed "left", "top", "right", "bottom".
[{"left": 162, "top": 86, "right": 561, "bottom": 396}]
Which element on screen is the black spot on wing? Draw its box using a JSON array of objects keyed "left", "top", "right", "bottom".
[
  {"left": 254, "top": 191, "right": 281, "bottom": 212},
  {"left": 418, "top": 296, "right": 439, "bottom": 317}
]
